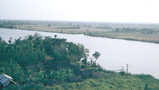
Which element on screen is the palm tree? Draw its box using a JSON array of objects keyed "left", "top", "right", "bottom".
[
  {"left": 93, "top": 51, "right": 101, "bottom": 63},
  {"left": 54, "top": 35, "right": 57, "bottom": 38}
]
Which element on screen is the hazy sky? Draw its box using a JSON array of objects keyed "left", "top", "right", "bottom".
[{"left": 0, "top": 0, "right": 159, "bottom": 23}]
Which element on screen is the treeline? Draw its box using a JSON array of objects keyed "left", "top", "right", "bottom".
[
  {"left": 141, "top": 28, "right": 157, "bottom": 34},
  {"left": 114, "top": 27, "right": 137, "bottom": 33},
  {"left": 114, "top": 27, "right": 158, "bottom": 34},
  {"left": 0, "top": 20, "right": 20, "bottom": 29},
  {"left": 0, "top": 24, "right": 15, "bottom": 29},
  {"left": 96, "top": 25, "right": 112, "bottom": 29},
  {"left": 56, "top": 25, "right": 80, "bottom": 29}
]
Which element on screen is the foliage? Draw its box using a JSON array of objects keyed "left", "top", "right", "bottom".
[
  {"left": 114, "top": 27, "right": 137, "bottom": 33},
  {"left": 0, "top": 34, "right": 88, "bottom": 85},
  {"left": 49, "top": 69, "right": 75, "bottom": 81},
  {"left": 56, "top": 25, "right": 80, "bottom": 29},
  {"left": 93, "top": 51, "right": 101, "bottom": 61},
  {"left": 114, "top": 27, "right": 157, "bottom": 34},
  {"left": 46, "top": 76, "right": 159, "bottom": 90},
  {"left": 0, "top": 34, "right": 159, "bottom": 90},
  {"left": 0, "top": 33, "right": 89, "bottom": 67},
  {"left": 0, "top": 34, "right": 45, "bottom": 67},
  {"left": 141, "top": 28, "right": 156, "bottom": 34},
  {"left": 22, "top": 84, "right": 45, "bottom": 90},
  {"left": 0, "top": 60, "right": 25, "bottom": 83}
]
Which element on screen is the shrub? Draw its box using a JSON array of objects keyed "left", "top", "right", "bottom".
[
  {"left": 0, "top": 60, "right": 25, "bottom": 83},
  {"left": 50, "top": 69, "right": 75, "bottom": 81}
]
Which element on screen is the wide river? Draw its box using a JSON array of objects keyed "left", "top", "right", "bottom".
[{"left": 0, "top": 28, "right": 159, "bottom": 79}]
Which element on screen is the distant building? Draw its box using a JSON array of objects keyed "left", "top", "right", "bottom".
[{"left": 0, "top": 74, "right": 16, "bottom": 89}]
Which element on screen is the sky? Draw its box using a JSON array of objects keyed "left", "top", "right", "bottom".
[{"left": 0, "top": 0, "right": 159, "bottom": 23}]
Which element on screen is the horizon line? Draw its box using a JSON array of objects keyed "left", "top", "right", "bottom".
[{"left": 0, "top": 19, "right": 159, "bottom": 25}]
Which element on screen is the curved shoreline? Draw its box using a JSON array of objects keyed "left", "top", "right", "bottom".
[
  {"left": 1, "top": 28, "right": 159, "bottom": 80},
  {"left": 5, "top": 28, "right": 159, "bottom": 44}
]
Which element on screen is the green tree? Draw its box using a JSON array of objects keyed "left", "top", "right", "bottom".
[
  {"left": 93, "top": 51, "right": 101, "bottom": 63},
  {"left": 54, "top": 35, "right": 57, "bottom": 38}
]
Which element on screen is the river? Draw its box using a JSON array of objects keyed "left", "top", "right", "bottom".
[{"left": 0, "top": 28, "right": 159, "bottom": 79}]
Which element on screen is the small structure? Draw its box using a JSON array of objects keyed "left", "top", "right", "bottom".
[{"left": 0, "top": 74, "right": 16, "bottom": 88}]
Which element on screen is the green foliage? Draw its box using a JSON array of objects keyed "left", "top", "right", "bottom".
[
  {"left": 49, "top": 69, "right": 75, "bottom": 81},
  {"left": 113, "top": 27, "right": 157, "bottom": 35},
  {"left": 114, "top": 27, "right": 137, "bottom": 33},
  {"left": 0, "top": 34, "right": 46, "bottom": 67},
  {"left": 120, "top": 71, "right": 125, "bottom": 76},
  {"left": 42, "top": 36, "right": 88, "bottom": 63},
  {"left": 1, "top": 34, "right": 159, "bottom": 90},
  {"left": 56, "top": 25, "right": 80, "bottom": 29},
  {"left": 40, "top": 76, "right": 159, "bottom": 90},
  {"left": 67, "top": 43, "right": 87, "bottom": 63},
  {"left": 0, "top": 60, "right": 25, "bottom": 83},
  {"left": 144, "top": 84, "right": 148, "bottom": 90},
  {"left": 22, "top": 83, "right": 45, "bottom": 90},
  {"left": 2, "top": 85, "right": 19, "bottom": 90},
  {"left": 136, "top": 74, "right": 154, "bottom": 80},
  {"left": 93, "top": 51, "right": 100, "bottom": 61},
  {"left": 141, "top": 28, "right": 156, "bottom": 34},
  {"left": 96, "top": 25, "right": 112, "bottom": 29},
  {"left": 0, "top": 24, "right": 15, "bottom": 29}
]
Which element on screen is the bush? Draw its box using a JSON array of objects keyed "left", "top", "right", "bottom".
[
  {"left": 119, "top": 71, "right": 125, "bottom": 76},
  {"left": 49, "top": 69, "right": 75, "bottom": 81},
  {"left": 22, "top": 83, "right": 45, "bottom": 90},
  {"left": 0, "top": 60, "right": 25, "bottom": 83}
]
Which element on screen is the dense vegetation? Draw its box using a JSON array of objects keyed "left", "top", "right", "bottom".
[{"left": 0, "top": 34, "right": 159, "bottom": 90}]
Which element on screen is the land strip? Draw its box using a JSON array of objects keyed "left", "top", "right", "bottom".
[{"left": 1, "top": 20, "right": 159, "bottom": 44}]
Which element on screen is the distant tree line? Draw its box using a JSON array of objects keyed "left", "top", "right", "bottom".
[
  {"left": 96, "top": 25, "right": 112, "bottom": 29},
  {"left": 141, "top": 28, "right": 157, "bottom": 34},
  {"left": 114, "top": 27, "right": 158, "bottom": 34},
  {"left": 114, "top": 27, "right": 138, "bottom": 33},
  {"left": 0, "top": 24, "right": 15, "bottom": 29},
  {"left": 56, "top": 25, "right": 80, "bottom": 29}
]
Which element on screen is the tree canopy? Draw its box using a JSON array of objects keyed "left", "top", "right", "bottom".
[{"left": 93, "top": 51, "right": 101, "bottom": 62}]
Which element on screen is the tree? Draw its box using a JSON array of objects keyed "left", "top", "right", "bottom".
[
  {"left": 93, "top": 51, "right": 101, "bottom": 63},
  {"left": 48, "top": 24, "right": 51, "bottom": 27},
  {"left": 54, "top": 35, "right": 57, "bottom": 38},
  {"left": 8, "top": 37, "right": 12, "bottom": 44},
  {"left": 144, "top": 84, "right": 148, "bottom": 90}
]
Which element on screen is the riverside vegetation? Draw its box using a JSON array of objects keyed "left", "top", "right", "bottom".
[{"left": 0, "top": 34, "right": 159, "bottom": 90}]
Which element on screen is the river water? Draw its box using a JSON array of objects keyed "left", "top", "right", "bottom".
[{"left": 0, "top": 28, "right": 159, "bottom": 79}]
